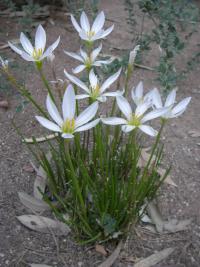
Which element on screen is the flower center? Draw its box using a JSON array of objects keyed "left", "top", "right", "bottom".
[
  {"left": 90, "top": 84, "right": 100, "bottom": 100},
  {"left": 86, "top": 31, "right": 95, "bottom": 39},
  {"left": 128, "top": 114, "right": 141, "bottom": 127},
  {"left": 62, "top": 118, "right": 75, "bottom": 134},
  {"left": 32, "top": 48, "right": 43, "bottom": 60}
]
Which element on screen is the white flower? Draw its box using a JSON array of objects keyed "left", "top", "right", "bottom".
[
  {"left": 101, "top": 95, "right": 168, "bottom": 136},
  {"left": 128, "top": 45, "right": 140, "bottom": 65},
  {"left": 64, "top": 68, "right": 122, "bottom": 102},
  {"left": 131, "top": 81, "right": 155, "bottom": 106},
  {"left": 0, "top": 56, "right": 8, "bottom": 69},
  {"left": 152, "top": 88, "right": 191, "bottom": 119},
  {"left": 35, "top": 84, "right": 99, "bottom": 139},
  {"left": 71, "top": 11, "right": 114, "bottom": 42},
  {"left": 8, "top": 25, "right": 60, "bottom": 62},
  {"left": 64, "top": 44, "right": 112, "bottom": 74}
]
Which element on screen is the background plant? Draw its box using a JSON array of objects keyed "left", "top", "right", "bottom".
[{"left": 123, "top": 0, "right": 200, "bottom": 93}]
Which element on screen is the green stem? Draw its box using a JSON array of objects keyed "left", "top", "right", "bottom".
[
  {"left": 38, "top": 66, "right": 56, "bottom": 103},
  {"left": 4, "top": 70, "right": 47, "bottom": 117},
  {"left": 141, "top": 119, "right": 166, "bottom": 183},
  {"left": 65, "top": 140, "right": 85, "bottom": 212}
]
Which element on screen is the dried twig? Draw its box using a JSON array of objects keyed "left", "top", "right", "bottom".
[
  {"left": 98, "top": 241, "right": 123, "bottom": 267},
  {"left": 133, "top": 247, "right": 175, "bottom": 267}
]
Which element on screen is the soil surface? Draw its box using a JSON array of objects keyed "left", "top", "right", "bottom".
[{"left": 0, "top": 1, "right": 200, "bottom": 266}]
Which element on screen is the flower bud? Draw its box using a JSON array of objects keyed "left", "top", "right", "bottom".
[{"left": 128, "top": 45, "right": 140, "bottom": 66}]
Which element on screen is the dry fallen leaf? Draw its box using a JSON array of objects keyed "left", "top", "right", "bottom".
[
  {"left": 188, "top": 130, "right": 200, "bottom": 138},
  {"left": 139, "top": 148, "right": 177, "bottom": 187},
  {"left": 133, "top": 247, "right": 175, "bottom": 267},
  {"left": 18, "top": 192, "right": 50, "bottom": 212},
  {"left": 23, "top": 133, "right": 58, "bottom": 143},
  {"left": 147, "top": 201, "right": 191, "bottom": 233},
  {"left": 158, "top": 167, "right": 177, "bottom": 187},
  {"left": 98, "top": 241, "right": 122, "bottom": 267},
  {"left": 22, "top": 164, "right": 35, "bottom": 173},
  {"left": 0, "top": 100, "right": 9, "bottom": 109},
  {"left": 95, "top": 244, "right": 108, "bottom": 256},
  {"left": 17, "top": 215, "right": 70, "bottom": 236},
  {"left": 33, "top": 152, "right": 52, "bottom": 200}
]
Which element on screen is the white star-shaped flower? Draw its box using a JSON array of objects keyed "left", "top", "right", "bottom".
[
  {"left": 64, "top": 68, "right": 122, "bottom": 102},
  {"left": 102, "top": 95, "right": 168, "bottom": 136},
  {"left": 36, "top": 84, "right": 99, "bottom": 139},
  {"left": 64, "top": 44, "right": 112, "bottom": 73},
  {"left": 152, "top": 88, "right": 191, "bottom": 119},
  {"left": 71, "top": 11, "right": 114, "bottom": 42},
  {"left": 8, "top": 25, "right": 60, "bottom": 62}
]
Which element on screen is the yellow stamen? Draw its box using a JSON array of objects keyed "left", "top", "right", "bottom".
[
  {"left": 62, "top": 118, "right": 75, "bottom": 134},
  {"left": 87, "top": 31, "right": 95, "bottom": 39},
  {"left": 128, "top": 113, "right": 141, "bottom": 127},
  {"left": 32, "top": 48, "right": 43, "bottom": 60},
  {"left": 90, "top": 84, "right": 100, "bottom": 100}
]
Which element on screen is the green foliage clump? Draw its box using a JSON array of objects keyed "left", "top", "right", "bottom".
[{"left": 124, "top": 0, "right": 200, "bottom": 93}]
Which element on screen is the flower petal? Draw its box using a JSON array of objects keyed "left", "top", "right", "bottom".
[
  {"left": 100, "top": 68, "right": 121, "bottom": 93},
  {"left": 62, "top": 133, "right": 74, "bottom": 139},
  {"left": 41, "top": 36, "right": 60, "bottom": 60},
  {"left": 80, "top": 48, "right": 88, "bottom": 61},
  {"left": 139, "top": 125, "right": 157, "bottom": 136},
  {"left": 46, "top": 94, "right": 63, "bottom": 126},
  {"left": 20, "top": 32, "right": 33, "bottom": 55},
  {"left": 75, "top": 94, "right": 90, "bottom": 99},
  {"left": 72, "top": 64, "right": 86, "bottom": 74},
  {"left": 93, "top": 59, "right": 112, "bottom": 66},
  {"left": 89, "top": 69, "right": 98, "bottom": 88},
  {"left": 171, "top": 97, "right": 191, "bottom": 117},
  {"left": 75, "top": 101, "right": 98, "bottom": 128},
  {"left": 135, "top": 102, "right": 149, "bottom": 117},
  {"left": 71, "top": 14, "right": 81, "bottom": 33},
  {"left": 64, "top": 69, "right": 90, "bottom": 93},
  {"left": 75, "top": 118, "right": 100, "bottom": 132},
  {"left": 35, "top": 25, "right": 46, "bottom": 51},
  {"left": 97, "top": 96, "right": 107, "bottom": 102},
  {"left": 91, "top": 11, "right": 105, "bottom": 32},
  {"left": 62, "top": 84, "right": 76, "bottom": 120},
  {"left": 133, "top": 81, "right": 143, "bottom": 100},
  {"left": 8, "top": 42, "right": 23, "bottom": 55},
  {"left": 102, "top": 90, "right": 124, "bottom": 97},
  {"left": 99, "top": 25, "right": 114, "bottom": 39},
  {"left": 35, "top": 116, "right": 61, "bottom": 132},
  {"left": 79, "top": 30, "right": 89, "bottom": 41},
  {"left": 152, "top": 88, "right": 162, "bottom": 108},
  {"left": 122, "top": 125, "right": 135, "bottom": 133},
  {"left": 144, "top": 89, "right": 155, "bottom": 104},
  {"left": 101, "top": 117, "right": 127, "bottom": 125},
  {"left": 80, "top": 11, "right": 90, "bottom": 32},
  {"left": 64, "top": 50, "right": 84, "bottom": 62},
  {"left": 90, "top": 29, "right": 104, "bottom": 41},
  {"left": 164, "top": 89, "right": 176, "bottom": 107},
  {"left": 21, "top": 52, "right": 34, "bottom": 61},
  {"left": 141, "top": 107, "right": 168, "bottom": 123},
  {"left": 91, "top": 43, "right": 102, "bottom": 61},
  {"left": 116, "top": 96, "right": 132, "bottom": 120}
]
